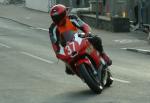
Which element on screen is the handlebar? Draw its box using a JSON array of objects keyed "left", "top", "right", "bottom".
[{"left": 78, "top": 33, "right": 96, "bottom": 39}]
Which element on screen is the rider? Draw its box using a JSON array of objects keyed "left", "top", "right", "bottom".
[{"left": 49, "top": 4, "right": 112, "bottom": 75}]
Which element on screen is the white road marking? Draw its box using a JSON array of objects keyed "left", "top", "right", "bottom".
[
  {"left": 0, "top": 43, "right": 11, "bottom": 48},
  {"left": 0, "top": 41, "right": 131, "bottom": 84},
  {"left": 20, "top": 52, "right": 54, "bottom": 64},
  {"left": 30, "top": 27, "right": 49, "bottom": 31},
  {"left": 20, "top": 51, "right": 131, "bottom": 84},
  {"left": 36, "top": 27, "right": 49, "bottom": 31},
  {"left": 114, "top": 39, "right": 140, "bottom": 44},
  {"left": 122, "top": 48, "right": 150, "bottom": 53},
  {"left": 113, "top": 78, "right": 130, "bottom": 84},
  {"left": 111, "top": 65, "right": 131, "bottom": 84}
]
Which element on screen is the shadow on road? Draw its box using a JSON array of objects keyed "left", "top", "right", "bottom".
[{"left": 47, "top": 87, "right": 113, "bottom": 103}]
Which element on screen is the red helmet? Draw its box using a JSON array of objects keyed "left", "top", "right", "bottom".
[{"left": 50, "top": 4, "right": 67, "bottom": 25}]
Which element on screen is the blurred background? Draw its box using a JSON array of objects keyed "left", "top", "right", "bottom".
[
  {"left": 1, "top": 0, "right": 149, "bottom": 24},
  {"left": 1, "top": 0, "right": 149, "bottom": 32}
]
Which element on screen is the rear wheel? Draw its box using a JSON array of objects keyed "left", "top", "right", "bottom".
[{"left": 79, "top": 64, "right": 103, "bottom": 94}]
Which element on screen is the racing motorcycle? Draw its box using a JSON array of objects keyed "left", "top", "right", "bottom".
[{"left": 56, "top": 31, "right": 113, "bottom": 94}]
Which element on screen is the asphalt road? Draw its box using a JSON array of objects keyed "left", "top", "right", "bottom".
[{"left": 0, "top": 18, "right": 150, "bottom": 103}]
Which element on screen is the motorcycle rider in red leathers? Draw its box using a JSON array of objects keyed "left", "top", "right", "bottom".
[{"left": 49, "top": 4, "right": 112, "bottom": 75}]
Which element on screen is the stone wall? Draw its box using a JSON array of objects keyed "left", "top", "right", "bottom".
[{"left": 79, "top": 14, "right": 130, "bottom": 32}]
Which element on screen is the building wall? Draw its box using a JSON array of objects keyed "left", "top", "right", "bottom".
[
  {"left": 57, "top": 0, "right": 90, "bottom": 8},
  {"left": 0, "top": 0, "right": 24, "bottom": 4},
  {"left": 56, "top": 0, "right": 69, "bottom": 7},
  {"left": 25, "top": 0, "right": 49, "bottom": 12},
  {"left": 0, "top": 0, "right": 6, "bottom": 3},
  {"left": 25, "top": 0, "right": 90, "bottom": 12},
  {"left": 0, "top": 0, "right": 4, "bottom": 2}
]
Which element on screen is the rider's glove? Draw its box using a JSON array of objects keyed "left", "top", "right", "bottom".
[
  {"left": 78, "top": 32, "right": 93, "bottom": 38},
  {"left": 85, "top": 32, "right": 92, "bottom": 37}
]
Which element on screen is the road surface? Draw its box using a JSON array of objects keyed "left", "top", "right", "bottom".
[{"left": 0, "top": 18, "right": 150, "bottom": 103}]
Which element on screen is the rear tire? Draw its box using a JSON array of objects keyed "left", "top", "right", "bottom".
[{"left": 79, "top": 64, "right": 103, "bottom": 94}]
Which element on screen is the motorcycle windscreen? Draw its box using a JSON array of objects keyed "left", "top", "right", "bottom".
[{"left": 60, "top": 30, "right": 76, "bottom": 47}]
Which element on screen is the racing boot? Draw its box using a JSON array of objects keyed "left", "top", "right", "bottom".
[
  {"left": 101, "top": 52, "right": 112, "bottom": 66},
  {"left": 65, "top": 65, "right": 75, "bottom": 75}
]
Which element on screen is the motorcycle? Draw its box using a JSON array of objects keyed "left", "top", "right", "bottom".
[{"left": 56, "top": 31, "right": 113, "bottom": 94}]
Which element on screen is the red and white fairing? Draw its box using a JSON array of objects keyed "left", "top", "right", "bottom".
[{"left": 57, "top": 33, "right": 105, "bottom": 71}]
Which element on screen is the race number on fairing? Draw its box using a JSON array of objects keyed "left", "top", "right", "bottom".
[{"left": 66, "top": 42, "right": 76, "bottom": 55}]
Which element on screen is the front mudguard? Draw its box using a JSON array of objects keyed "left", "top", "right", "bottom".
[
  {"left": 76, "top": 58, "right": 91, "bottom": 66},
  {"left": 75, "top": 58, "right": 92, "bottom": 75}
]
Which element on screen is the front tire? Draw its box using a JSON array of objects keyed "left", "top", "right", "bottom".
[
  {"left": 79, "top": 64, "right": 103, "bottom": 94},
  {"left": 105, "top": 69, "right": 113, "bottom": 87}
]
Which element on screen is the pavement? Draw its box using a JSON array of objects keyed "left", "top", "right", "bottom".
[
  {"left": 0, "top": 4, "right": 150, "bottom": 55},
  {"left": 0, "top": 4, "right": 51, "bottom": 30}
]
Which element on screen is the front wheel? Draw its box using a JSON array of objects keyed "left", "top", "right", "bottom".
[
  {"left": 105, "top": 69, "right": 113, "bottom": 87},
  {"left": 79, "top": 64, "right": 103, "bottom": 94}
]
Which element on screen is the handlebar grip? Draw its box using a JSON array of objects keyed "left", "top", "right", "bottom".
[{"left": 78, "top": 34, "right": 85, "bottom": 38}]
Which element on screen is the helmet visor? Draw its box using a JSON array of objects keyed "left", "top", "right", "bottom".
[{"left": 51, "top": 11, "right": 66, "bottom": 25}]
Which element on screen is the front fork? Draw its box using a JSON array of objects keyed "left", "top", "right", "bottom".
[
  {"left": 75, "top": 58, "right": 98, "bottom": 75},
  {"left": 75, "top": 57, "right": 103, "bottom": 82}
]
